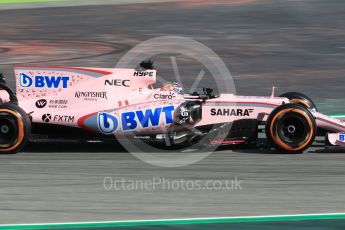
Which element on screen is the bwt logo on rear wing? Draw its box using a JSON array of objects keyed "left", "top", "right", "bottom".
[
  {"left": 14, "top": 66, "right": 114, "bottom": 91},
  {"left": 19, "top": 73, "right": 70, "bottom": 89}
]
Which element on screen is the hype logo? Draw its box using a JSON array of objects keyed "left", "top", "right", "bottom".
[
  {"left": 19, "top": 73, "right": 70, "bottom": 89},
  {"left": 97, "top": 106, "right": 175, "bottom": 134}
]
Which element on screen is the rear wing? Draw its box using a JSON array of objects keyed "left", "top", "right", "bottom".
[{"left": 14, "top": 66, "right": 156, "bottom": 99}]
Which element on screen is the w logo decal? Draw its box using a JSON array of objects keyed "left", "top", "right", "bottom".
[{"left": 36, "top": 99, "right": 47, "bottom": 108}]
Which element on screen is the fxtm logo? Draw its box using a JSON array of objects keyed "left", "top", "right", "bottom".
[
  {"left": 42, "top": 114, "right": 52, "bottom": 122},
  {"left": 154, "top": 92, "right": 175, "bottom": 100},
  {"left": 133, "top": 71, "right": 154, "bottom": 77},
  {"left": 210, "top": 108, "right": 254, "bottom": 116},
  {"left": 20, "top": 73, "right": 70, "bottom": 89},
  {"left": 97, "top": 105, "right": 175, "bottom": 134},
  {"left": 42, "top": 114, "right": 74, "bottom": 123},
  {"left": 36, "top": 99, "right": 47, "bottom": 108},
  {"left": 104, "top": 79, "right": 130, "bottom": 87}
]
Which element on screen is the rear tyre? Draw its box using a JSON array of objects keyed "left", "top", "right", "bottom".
[
  {"left": 266, "top": 104, "right": 316, "bottom": 153},
  {"left": 0, "top": 103, "right": 31, "bottom": 154},
  {"left": 279, "top": 92, "right": 317, "bottom": 111}
]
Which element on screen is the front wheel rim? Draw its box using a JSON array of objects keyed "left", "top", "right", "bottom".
[
  {"left": 276, "top": 113, "right": 310, "bottom": 147},
  {"left": 269, "top": 107, "right": 315, "bottom": 152}
]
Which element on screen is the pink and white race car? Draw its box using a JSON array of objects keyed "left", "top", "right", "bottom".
[{"left": 0, "top": 61, "right": 345, "bottom": 154}]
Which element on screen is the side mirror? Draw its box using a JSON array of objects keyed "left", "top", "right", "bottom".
[
  {"left": 203, "top": 88, "right": 214, "bottom": 98},
  {"left": 140, "top": 59, "right": 154, "bottom": 70}
]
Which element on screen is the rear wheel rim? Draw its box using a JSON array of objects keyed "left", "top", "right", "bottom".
[{"left": 0, "top": 116, "right": 18, "bottom": 146}]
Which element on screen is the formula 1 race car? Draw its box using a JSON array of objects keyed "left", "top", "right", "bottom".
[{"left": 0, "top": 61, "right": 345, "bottom": 154}]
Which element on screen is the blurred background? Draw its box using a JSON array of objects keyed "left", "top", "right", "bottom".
[
  {"left": 1, "top": 0, "right": 345, "bottom": 113},
  {"left": 1, "top": 0, "right": 345, "bottom": 226}
]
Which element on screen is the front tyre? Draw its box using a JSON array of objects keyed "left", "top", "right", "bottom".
[
  {"left": 0, "top": 103, "right": 31, "bottom": 154},
  {"left": 266, "top": 104, "right": 316, "bottom": 153}
]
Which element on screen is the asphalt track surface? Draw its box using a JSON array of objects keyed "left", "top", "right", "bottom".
[{"left": 0, "top": 0, "right": 345, "bottom": 225}]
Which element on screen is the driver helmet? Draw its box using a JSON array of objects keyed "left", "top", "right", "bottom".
[{"left": 161, "top": 82, "right": 183, "bottom": 95}]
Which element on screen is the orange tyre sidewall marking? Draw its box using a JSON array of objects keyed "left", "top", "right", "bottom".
[
  {"left": 0, "top": 109, "right": 25, "bottom": 152},
  {"left": 269, "top": 108, "right": 314, "bottom": 151},
  {"left": 291, "top": 99, "right": 311, "bottom": 109}
]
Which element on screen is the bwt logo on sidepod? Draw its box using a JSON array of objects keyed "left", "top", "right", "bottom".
[
  {"left": 20, "top": 73, "right": 70, "bottom": 89},
  {"left": 97, "top": 105, "right": 175, "bottom": 134}
]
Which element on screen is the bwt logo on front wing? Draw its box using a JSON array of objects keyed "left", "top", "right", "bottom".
[
  {"left": 97, "top": 105, "right": 175, "bottom": 134},
  {"left": 339, "top": 134, "right": 345, "bottom": 142},
  {"left": 20, "top": 73, "right": 70, "bottom": 89}
]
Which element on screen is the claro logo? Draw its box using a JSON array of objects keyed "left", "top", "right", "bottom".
[
  {"left": 104, "top": 79, "right": 130, "bottom": 87},
  {"left": 154, "top": 92, "right": 175, "bottom": 100}
]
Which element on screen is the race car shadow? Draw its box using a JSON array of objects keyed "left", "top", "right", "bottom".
[
  {"left": 217, "top": 145, "right": 289, "bottom": 155},
  {"left": 25, "top": 141, "right": 127, "bottom": 153},
  {"left": 311, "top": 147, "right": 345, "bottom": 154},
  {"left": 25, "top": 140, "right": 281, "bottom": 154}
]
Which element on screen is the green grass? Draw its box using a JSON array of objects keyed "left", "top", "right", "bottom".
[
  {"left": 329, "top": 114, "right": 345, "bottom": 118},
  {"left": 1, "top": 213, "right": 345, "bottom": 230}
]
